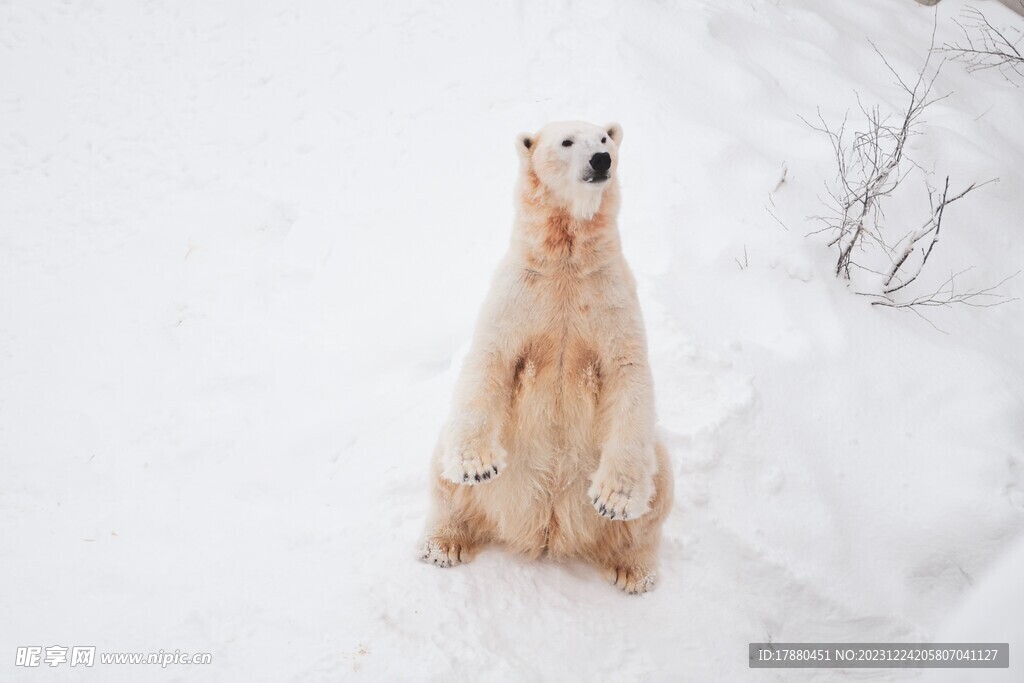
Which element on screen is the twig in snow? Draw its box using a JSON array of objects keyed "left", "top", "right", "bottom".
[{"left": 735, "top": 245, "right": 749, "bottom": 270}]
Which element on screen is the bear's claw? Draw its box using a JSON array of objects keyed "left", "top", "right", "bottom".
[
  {"left": 449, "top": 451, "right": 502, "bottom": 486},
  {"left": 588, "top": 473, "right": 650, "bottom": 521},
  {"left": 593, "top": 492, "right": 630, "bottom": 520}
]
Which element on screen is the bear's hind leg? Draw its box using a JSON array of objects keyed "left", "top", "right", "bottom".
[
  {"left": 593, "top": 440, "right": 673, "bottom": 594},
  {"left": 590, "top": 510, "right": 663, "bottom": 593},
  {"left": 420, "top": 445, "right": 494, "bottom": 568}
]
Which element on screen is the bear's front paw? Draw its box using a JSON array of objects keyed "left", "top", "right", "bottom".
[
  {"left": 442, "top": 441, "right": 507, "bottom": 486},
  {"left": 588, "top": 471, "right": 652, "bottom": 521}
]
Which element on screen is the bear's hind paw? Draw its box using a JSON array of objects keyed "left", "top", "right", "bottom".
[
  {"left": 606, "top": 566, "right": 656, "bottom": 595},
  {"left": 419, "top": 538, "right": 476, "bottom": 568}
]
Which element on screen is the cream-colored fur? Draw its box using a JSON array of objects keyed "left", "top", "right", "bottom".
[{"left": 421, "top": 121, "right": 673, "bottom": 594}]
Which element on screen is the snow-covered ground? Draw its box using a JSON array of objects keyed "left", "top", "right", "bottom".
[{"left": 2, "top": 1, "right": 1023, "bottom": 680}]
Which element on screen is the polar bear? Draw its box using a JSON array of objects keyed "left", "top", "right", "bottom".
[{"left": 420, "top": 121, "right": 673, "bottom": 594}]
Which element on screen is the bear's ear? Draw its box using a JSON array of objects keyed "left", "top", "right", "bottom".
[
  {"left": 515, "top": 132, "right": 535, "bottom": 158},
  {"left": 605, "top": 122, "right": 623, "bottom": 146}
]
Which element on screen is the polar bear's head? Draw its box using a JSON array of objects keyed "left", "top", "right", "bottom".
[{"left": 516, "top": 120, "right": 623, "bottom": 220}]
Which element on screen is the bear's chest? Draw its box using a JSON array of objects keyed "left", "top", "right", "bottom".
[{"left": 513, "top": 274, "right": 607, "bottom": 400}]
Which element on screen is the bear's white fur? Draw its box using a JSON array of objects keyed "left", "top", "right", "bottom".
[{"left": 421, "top": 121, "right": 673, "bottom": 594}]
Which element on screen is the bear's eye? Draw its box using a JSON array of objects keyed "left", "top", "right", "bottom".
[
  {"left": 601, "top": 136, "right": 607, "bottom": 143},
  {"left": 561, "top": 139, "right": 573, "bottom": 147}
]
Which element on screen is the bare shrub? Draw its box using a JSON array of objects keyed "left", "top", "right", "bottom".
[{"left": 803, "top": 35, "right": 1016, "bottom": 325}]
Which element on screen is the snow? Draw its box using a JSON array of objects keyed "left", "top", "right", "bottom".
[{"left": 2, "top": 0, "right": 1023, "bottom": 680}]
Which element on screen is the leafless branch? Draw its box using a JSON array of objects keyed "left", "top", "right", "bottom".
[
  {"left": 882, "top": 177, "right": 997, "bottom": 294},
  {"left": 868, "top": 268, "right": 1020, "bottom": 310},
  {"left": 939, "top": 6, "right": 1024, "bottom": 84}
]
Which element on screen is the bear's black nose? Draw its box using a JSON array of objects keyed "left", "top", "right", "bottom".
[{"left": 589, "top": 152, "right": 611, "bottom": 172}]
